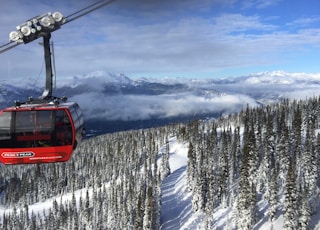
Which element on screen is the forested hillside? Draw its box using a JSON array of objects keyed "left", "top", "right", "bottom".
[
  {"left": 184, "top": 97, "right": 320, "bottom": 229},
  {"left": 0, "top": 97, "right": 320, "bottom": 229}
]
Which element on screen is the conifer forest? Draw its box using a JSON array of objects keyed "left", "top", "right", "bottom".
[{"left": 0, "top": 97, "right": 320, "bottom": 229}]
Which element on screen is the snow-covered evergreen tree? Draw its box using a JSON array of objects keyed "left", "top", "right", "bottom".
[
  {"left": 187, "top": 141, "right": 196, "bottom": 192},
  {"left": 236, "top": 129, "right": 257, "bottom": 229},
  {"left": 283, "top": 158, "right": 298, "bottom": 229},
  {"left": 268, "top": 169, "right": 278, "bottom": 222}
]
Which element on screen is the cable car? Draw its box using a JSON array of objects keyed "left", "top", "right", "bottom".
[
  {"left": 0, "top": 1, "right": 119, "bottom": 164},
  {"left": 0, "top": 99, "right": 85, "bottom": 164}
]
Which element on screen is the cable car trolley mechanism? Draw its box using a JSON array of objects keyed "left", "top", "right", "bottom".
[{"left": 0, "top": 0, "right": 116, "bottom": 164}]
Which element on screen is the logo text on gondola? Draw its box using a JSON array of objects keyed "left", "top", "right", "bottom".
[{"left": 2, "top": 152, "right": 35, "bottom": 158}]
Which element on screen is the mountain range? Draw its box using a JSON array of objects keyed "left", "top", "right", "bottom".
[{"left": 1, "top": 70, "right": 320, "bottom": 133}]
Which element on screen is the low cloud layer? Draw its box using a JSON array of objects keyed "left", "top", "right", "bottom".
[
  {"left": 2, "top": 71, "right": 320, "bottom": 123},
  {"left": 71, "top": 92, "right": 257, "bottom": 121},
  {"left": 58, "top": 71, "right": 320, "bottom": 122}
]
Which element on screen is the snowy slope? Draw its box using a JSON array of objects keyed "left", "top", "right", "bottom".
[
  {"left": 0, "top": 137, "right": 198, "bottom": 228},
  {"left": 0, "top": 182, "right": 109, "bottom": 221},
  {"left": 160, "top": 137, "right": 320, "bottom": 230},
  {"left": 0, "top": 135, "right": 319, "bottom": 229},
  {"left": 160, "top": 138, "right": 232, "bottom": 229},
  {"left": 160, "top": 138, "right": 203, "bottom": 229}
]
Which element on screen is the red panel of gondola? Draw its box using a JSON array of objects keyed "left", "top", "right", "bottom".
[{"left": 0, "top": 102, "right": 84, "bottom": 164}]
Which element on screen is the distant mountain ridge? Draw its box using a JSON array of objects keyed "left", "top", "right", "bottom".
[
  {"left": 2, "top": 70, "right": 320, "bottom": 102},
  {"left": 1, "top": 70, "right": 320, "bottom": 133}
]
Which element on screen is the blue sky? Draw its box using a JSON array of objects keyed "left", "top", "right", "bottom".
[{"left": 0, "top": 0, "right": 319, "bottom": 82}]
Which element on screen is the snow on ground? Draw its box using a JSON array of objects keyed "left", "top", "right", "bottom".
[
  {"left": 160, "top": 166, "right": 192, "bottom": 229},
  {"left": 160, "top": 137, "right": 204, "bottom": 229},
  {"left": 166, "top": 137, "right": 188, "bottom": 173},
  {"left": 0, "top": 182, "right": 110, "bottom": 219},
  {"left": 160, "top": 137, "right": 320, "bottom": 230},
  {"left": 160, "top": 137, "right": 234, "bottom": 230},
  {"left": 1, "top": 136, "right": 319, "bottom": 229}
]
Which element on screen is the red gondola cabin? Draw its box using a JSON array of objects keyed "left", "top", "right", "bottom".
[{"left": 0, "top": 101, "right": 84, "bottom": 164}]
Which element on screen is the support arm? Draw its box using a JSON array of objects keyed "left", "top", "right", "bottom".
[{"left": 41, "top": 33, "right": 53, "bottom": 99}]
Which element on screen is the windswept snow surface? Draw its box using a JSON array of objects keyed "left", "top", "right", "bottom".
[
  {"left": 160, "top": 137, "right": 233, "bottom": 230},
  {"left": 160, "top": 137, "right": 204, "bottom": 229}
]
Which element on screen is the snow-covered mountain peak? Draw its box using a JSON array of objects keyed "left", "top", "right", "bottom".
[
  {"left": 244, "top": 71, "right": 320, "bottom": 85},
  {"left": 58, "top": 71, "right": 133, "bottom": 89}
]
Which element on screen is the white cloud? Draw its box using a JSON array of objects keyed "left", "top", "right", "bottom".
[
  {"left": 0, "top": 0, "right": 319, "bottom": 80},
  {"left": 70, "top": 91, "right": 257, "bottom": 121},
  {"left": 65, "top": 71, "right": 320, "bottom": 122},
  {"left": 213, "top": 14, "right": 277, "bottom": 33},
  {"left": 241, "top": 0, "right": 282, "bottom": 9},
  {"left": 288, "top": 16, "right": 320, "bottom": 27}
]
